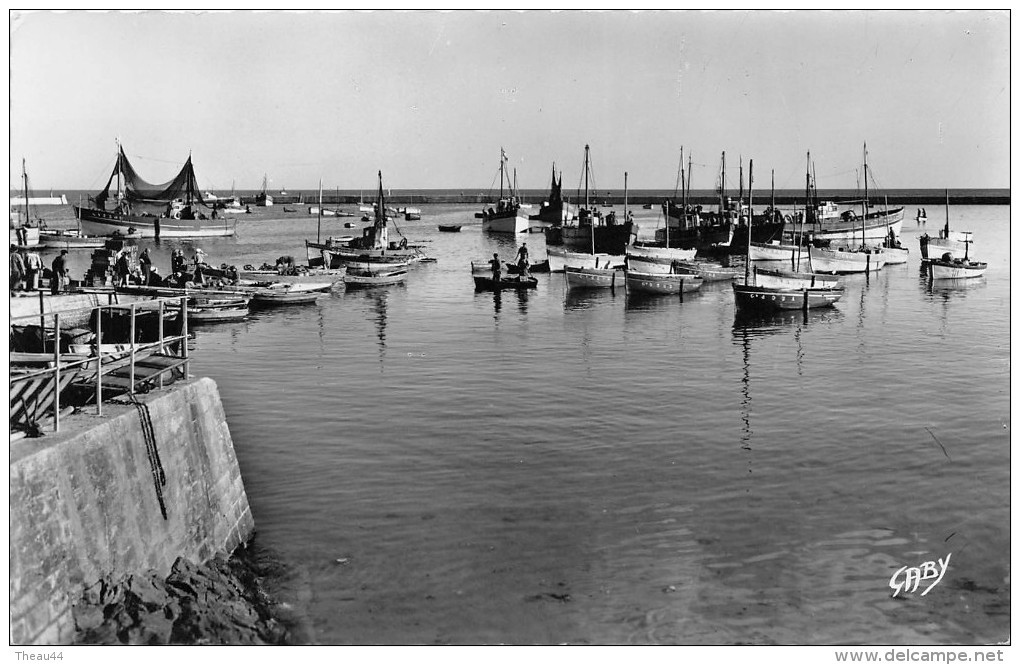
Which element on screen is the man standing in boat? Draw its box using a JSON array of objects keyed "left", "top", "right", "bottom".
[
  {"left": 139, "top": 248, "right": 153, "bottom": 285},
  {"left": 489, "top": 253, "right": 502, "bottom": 283},
  {"left": 515, "top": 243, "right": 530, "bottom": 279}
]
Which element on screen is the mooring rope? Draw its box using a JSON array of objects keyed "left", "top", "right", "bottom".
[{"left": 111, "top": 395, "right": 168, "bottom": 519}]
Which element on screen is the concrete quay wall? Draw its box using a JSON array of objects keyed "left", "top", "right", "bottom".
[{"left": 9, "top": 377, "right": 255, "bottom": 645}]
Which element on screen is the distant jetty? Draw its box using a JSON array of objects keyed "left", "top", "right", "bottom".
[{"left": 231, "top": 189, "right": 1009, "bottom": 207}]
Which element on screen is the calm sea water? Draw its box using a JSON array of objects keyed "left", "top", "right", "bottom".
[{"left": 34, "top": 204, "right": 1011, "bottom": 645}]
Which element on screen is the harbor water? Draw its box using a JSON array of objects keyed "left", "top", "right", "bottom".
[{"left": 27, "top": 203, "right": 1011, "bottom": 645}]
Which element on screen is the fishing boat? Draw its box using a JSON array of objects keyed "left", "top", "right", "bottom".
[
  {"left": 255, "top": 175, "right": 274, "bottom": 206},
  {"left": 249, "top": 282, "right": 331, "bottom": 306},
  {"left": 916, "top": 208, "right": 928, "bottom": 224},
  {"left": 624, "top": 244, "right": 697, "bottom": 274},
  {"left": 528, "top": 163, "right": 575, "bottom": 224},
  {"left": 563, "top": 171, "right": 631, "bottom": 289},
  {"left": 74, "top": 144, "right": 236, "bottom": 238},
  {"left": 803, "top": 146, "right": 904, "bottom": 244},
  {"left": 312, "top": 173, "right": 427, "bottom": 268},
  {"left": 734, "top": 159, "right": 845, "bottom": 312},
  {"left": 480, "top": 148, "right": 530, "bottom": 234},
  {"left": 438, "top": 224, "right": 462, "bottom": 232},
  {"left": 752, "top": 266, "right": 840, "bottom": 290},
  {"left": 545, "top": 145, "right": 637, "bottom": 254},
  {"left": 808, "top": 244, "right": 885, "bottom": 274},
  {"left": 920, "top": 191, "right": 973, "bottom": 262},
  {"left": 564, "top": 265, "right": 618, "bottom": 289},
  {"left": 343, "top": 266, "right": 409, "bottom": 287},
  {"left": 546, "top": 247, "right": 624, "bottom": 273},
  {"left": 927, "top": 255, "right": 987, "bottom": 280},
  {"left": 748, "top": 238, "right": 804, "bottom": 262},
  {"left": 658, "top": 149, "right": 746, "bottom": 250},
  {"left": 473, "top": 274, "right": 538, "bottom": 291},
  {"left": 10, "top": 159, "right": 43, "bottom": 247},
  {"left": 625, "top": 270, "right": 703, "bottom": 296},
  {"left": 670, "top": 260, "right": 742, "bottom": 282},
  {"left": 37, "top": 229, "right": 108, "bottom": 250}
]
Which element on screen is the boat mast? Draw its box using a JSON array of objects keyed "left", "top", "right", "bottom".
[
  {"left": 680, "top": 146, "right": 686, "bottom": 226},
  {"left": 745, "top": 160, "right": 754, "bottom": 285},
  {"left": 21, "top": 158, "right": 30, "bottom": 228},
  {"left": 860, "top": 143, "right": 868, "bottom": 249},
  {"left": 624, "top": 171, "right": 629, "bottom": 225},
  {"left": 499, "top": 148, "right": 505, "bottom": 201},
  {"left": 719, "top": 151, "right": 726, "bottom": 215},
  {"left": 317, "top": 178, "right": 323, "bottom": 243},
  {"left": 944, "top": 189, "right": 950, "bottom": 238}
]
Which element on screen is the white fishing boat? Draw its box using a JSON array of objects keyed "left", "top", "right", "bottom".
[
  {"left": 249, "top": 282, "right": 331, "bottom": 305},
  {"left": 927, "top": 256, "right": 987, "bottom": 280},
  {"left": 547, "top": 246, "right": 624, "bottom": 272},
  {"left": 480, "top": 148, "right": 530, "bottom": 234},
  {"left": 748, "top": 240, "right": 804, "bottom": 262},
  {"left": 920, "top": 191, "right": 974, "bottom": 262},
  {"left": 808, "top": 245, "right": 886, "bottom": 274},
  {"left": 670, "top": 260, "right": 742, "bottom": 282},
  {"left": 752, "top": 266, "right": 840, "bottom": 290},
  {"left": 343, "top": 266, "right": 409, "bottom": 287}
]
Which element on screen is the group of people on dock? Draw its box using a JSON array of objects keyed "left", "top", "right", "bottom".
[{"left": 9, "top": 244, "right": 63, "bottom": 295}]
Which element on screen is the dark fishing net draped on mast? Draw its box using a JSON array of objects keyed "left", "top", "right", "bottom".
[{"left": 94, "top": 147, "right": 207, "bottom": 209}]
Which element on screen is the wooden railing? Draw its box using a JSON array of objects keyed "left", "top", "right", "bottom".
[{"left": 9, "top": 295, "right": 191, "bottom": 434}]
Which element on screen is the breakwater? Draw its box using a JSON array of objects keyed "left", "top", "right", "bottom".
[{"left": 9, "top": 377, "right": 254, "bottom": 645}]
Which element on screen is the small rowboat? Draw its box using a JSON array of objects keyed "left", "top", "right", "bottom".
[
  {"left": 250, "top": 282, "right": 332, "bottom": 305},
  {"left": 473, "top": 275, "right": 538, "bottom": 291},
  {"left": 670, "top": 260, "right": 742, "bottom": 282},
  {"left": 188, "top": 306, "right": 250, "bottom": 322},
  {"left": 625, "top": 270, "right": 703, "bottom": 295},
  {"left": 927, "top": 256, "right": 987, "bottom": 280},
  {"left": 564, "top": 266, "right": 618, "bottom": 289},
  {"left": 343, "top": 267, "right": 409, "bottom": 287},
  {"left": 733, "top": 282, "right": 845, "bottom": 311},
  {"left": 438, "top": 224, "right": 462, "bottom": 232}
]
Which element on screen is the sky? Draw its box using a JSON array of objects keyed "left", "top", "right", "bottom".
[{"left": 8, "top": 9, "right": 1011, "bottom": 194}]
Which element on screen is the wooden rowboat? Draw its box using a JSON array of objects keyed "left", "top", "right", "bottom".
[
  {"left": 473, "top": 275, "right": 538, "bottom": 291},
  {"left": 343, "top": 267, "right": 409, "bottom": 287},
  {"left": 625, "top": 270, "right": 703, "bottom": 295},
  {"left": 438, "top": 224, "right": 462, "bottom": 232}
]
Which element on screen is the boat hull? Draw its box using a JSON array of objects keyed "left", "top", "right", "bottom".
[
  {"left": 670, "top": 261, "right": 742, "bottom": 282},
  {"left": 920, "top": 234, "right": 972, "bottom": 261},
  {"left": 808, "top": 208, "right": 904, "bottom": 243},
  {"left": 753, "top": 267, "right": 840, "bottom": 290},
  {"left": 927, "top": 260, "right": 987, "bottom": 279},
  {"left": 733, "top": 283, "right": 845, "bottom": 311},
  {"left": 473, "top": 275, "right": 538, "bottom": 291},
  {"left": 564, "top": 266, "right": 618, "bottom": 289},
  {"left": 546, "top": 247, "right": 625, "bottom": 272},
  {"left": 76, "top": 207, "right": 237, "bottom": 238},
  {"left": 808, "top": 246, "right": 886, "bottom": 274},
  {"left": 481, "top": 214, "right": 530, "bottom": 234},
  {"left": 748, "top": 241, "right": 806, "bottom": 263},
  {"left": 343, "top": 268, "right": 409, "bottom": 286},
  {"left": 625, "top": 271, "right": 703, "bottom": 295}
]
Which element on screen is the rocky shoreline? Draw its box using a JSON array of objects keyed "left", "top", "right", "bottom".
[{"left": 72, "top": 543, "right": 295, "bottom": 645}]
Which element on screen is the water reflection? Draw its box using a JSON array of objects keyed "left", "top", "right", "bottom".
[
  {"left": 343, "top": 287, "right": 391, "bottom": 370},
  {"left": 731, "top": 306, "right": 843, "bottom": 337},
  {"left": 564, "top": 287, "right": 620, "bottom": 311}
]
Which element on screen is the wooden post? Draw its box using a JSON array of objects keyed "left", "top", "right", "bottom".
[
  {"left": 802, "top": 289, "right": 809, "bottom": 312},
  {"left": 38, "top": 290, "right": 46, "bottom": 352},
  {"left": 181, "top": 295, "right": 189, "bottom": 379},
  {"left": 96, "top": 305, "right": 103, "bottom": 416},
  {"left": 679, "top": 278, "right": 684, "bottom": 302},
  {"left": 53, "top": 313, "right": 61, "bottom": 432},
  {"left": 129, "top": 303, "right": 136, "bottom": 393},
  {"left": 157, "top": 299, "right": 165, "bottom": 389}
]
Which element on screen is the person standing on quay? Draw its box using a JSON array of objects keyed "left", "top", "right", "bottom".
[
  {"left": 24, "top": 249, "right": 42, "bottom": 290},
  {"left": 139, "top": 248, "right": 152, "bottom": 285},
  {"left": 10, "top": 244, "right": 25, "bottom": 292},
  {"left": 50, "top": 249, "right": 68, "bottom": 295}
]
